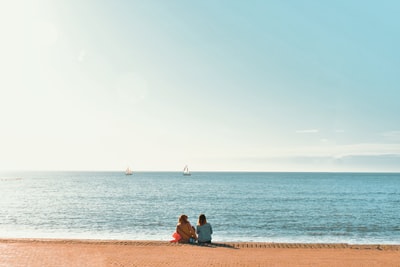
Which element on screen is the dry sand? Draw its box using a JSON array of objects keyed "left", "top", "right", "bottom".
[{"left": 0, "top": 239, "right": 399, "bottom": 266}]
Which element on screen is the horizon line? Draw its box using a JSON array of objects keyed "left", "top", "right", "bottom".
[{"left": 1, "top": 169, "right": 400, "bottom": 174}]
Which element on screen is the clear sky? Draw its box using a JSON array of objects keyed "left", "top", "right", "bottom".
[{"left": 1, "top": 1, "right": 399, "bottom": 172}]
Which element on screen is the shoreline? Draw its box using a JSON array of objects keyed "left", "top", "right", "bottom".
[{"left": 1, "top": 238, "right": 399, "bottom": 266}]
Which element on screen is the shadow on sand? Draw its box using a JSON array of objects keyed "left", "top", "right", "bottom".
[{"left": 196, "top": 242, "right": 237, "bottom": 249}]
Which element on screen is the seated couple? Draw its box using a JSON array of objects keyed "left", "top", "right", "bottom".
[{"left": 174, "top": 214, "right": 213, "bottom": 244}]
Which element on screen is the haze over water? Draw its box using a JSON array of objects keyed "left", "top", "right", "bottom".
[{"left": 1, "top": 1, "right": 400, "bottom": 173}]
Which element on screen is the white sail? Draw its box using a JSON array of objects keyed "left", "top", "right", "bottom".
[
  {"left": 183, "top": 165, "right": 191, "bottom": 176},
  {"left": 125, "top": 167, "right": 133, "bottom": 175}
]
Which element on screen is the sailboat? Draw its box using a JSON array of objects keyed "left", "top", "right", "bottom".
[
  {"left": 125, "top": 167, "right": 133, "bottom": 175},
  {"left": 183, "top": 165, "right": 191, "bottom": 176}
]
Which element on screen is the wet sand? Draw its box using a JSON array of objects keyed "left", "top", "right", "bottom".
[{"left": 0, "top": 239, "right": 399, "bottom": 266}]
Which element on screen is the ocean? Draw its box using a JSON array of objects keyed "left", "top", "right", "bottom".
[{"left": 0, "top": 171, "right": 399, "bottom": 244}]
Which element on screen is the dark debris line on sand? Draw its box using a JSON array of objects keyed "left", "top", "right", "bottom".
[{"left": 0, "top": 239, "right": 399, "bottom": 250}]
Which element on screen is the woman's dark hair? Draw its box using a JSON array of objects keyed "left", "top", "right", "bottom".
[{"left": 198, "top": 214, "right": 207, "bottom": 226}]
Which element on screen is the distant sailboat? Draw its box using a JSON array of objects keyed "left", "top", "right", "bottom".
[
  {"left": 183, "top": 165, "right": 191, "bottom": 176},
  {"left": 125, "top": 167, "right": 133, "bottom": 175}
]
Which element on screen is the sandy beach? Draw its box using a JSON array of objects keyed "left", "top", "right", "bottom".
[{"left": 0, "top": 239, "right": 399, "bottom": 267}]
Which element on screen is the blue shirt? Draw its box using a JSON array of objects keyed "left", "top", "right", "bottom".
[{"left": 196, "top": 223, "right": 213, "bottom": 242}]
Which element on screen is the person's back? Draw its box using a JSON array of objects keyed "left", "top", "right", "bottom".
[
  {"left": 196, "top": 214, "right": 212, "bottom": 244},
  {"left": 176, "top": 214, "right": 197, "bottom": 243}
]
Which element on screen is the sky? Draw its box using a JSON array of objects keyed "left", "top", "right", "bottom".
[{"left": 0, "top": 0, "right": 399, "bottom": 172}]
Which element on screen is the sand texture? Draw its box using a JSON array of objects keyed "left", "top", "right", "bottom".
[{"left": 0, "top": 239, "right": 399, "bottom": 266}]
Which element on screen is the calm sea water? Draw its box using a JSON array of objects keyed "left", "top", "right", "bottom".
[{"left": 0, "top": 171, "right": 399, "bottom": 244}]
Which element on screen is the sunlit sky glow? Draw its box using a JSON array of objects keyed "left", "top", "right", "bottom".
[{"left": 1, "top": 1, "right": 399, "bottom": 172}]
